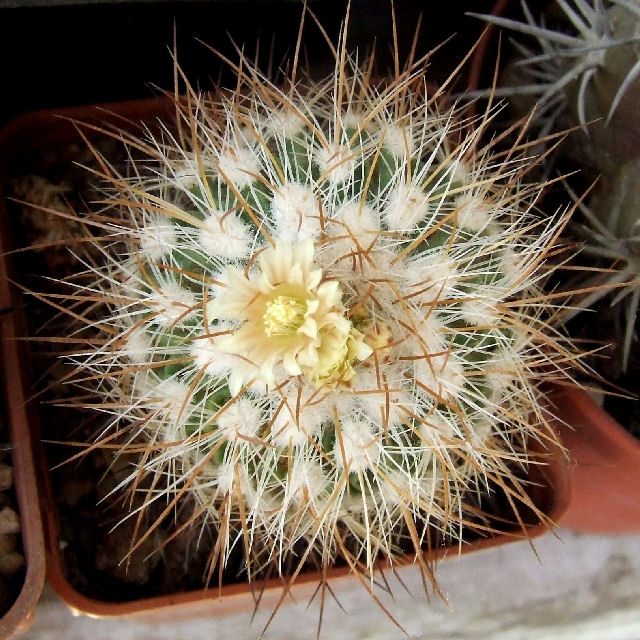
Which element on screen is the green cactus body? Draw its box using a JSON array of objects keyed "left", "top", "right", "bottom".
[{"left": 59, "top": 39, "right": 576, "bottom": 586}]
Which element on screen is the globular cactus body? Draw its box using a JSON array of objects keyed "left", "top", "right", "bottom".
[{"left": 60, "top": 20, "right": 575, "bottom": 592}]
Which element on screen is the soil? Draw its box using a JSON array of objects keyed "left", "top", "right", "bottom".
[{"left": 0, "top": 361, "right": 25, "bottom": 615}]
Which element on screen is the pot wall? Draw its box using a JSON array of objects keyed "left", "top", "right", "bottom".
[
  {"left": 552, "top": 386, "right": 640, "bottom": 533},
  {"left": 0, "top": 182, "right": 46, "bottom": 637}
]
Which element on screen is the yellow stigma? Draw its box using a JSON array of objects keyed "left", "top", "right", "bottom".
[{"left": 263, "top": 295, "right": 306, "bottom": 337}]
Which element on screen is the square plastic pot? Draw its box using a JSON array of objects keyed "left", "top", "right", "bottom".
[{"left": 0, "top": 98, "right": 573, "bottom": 622}]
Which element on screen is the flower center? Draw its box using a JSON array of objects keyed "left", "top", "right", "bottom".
[{"left": 263, "top": 295, "right": 306, "bottom": 337}]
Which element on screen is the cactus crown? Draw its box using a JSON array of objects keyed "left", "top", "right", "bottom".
[{"left": 49, "top": 10, "right": 580, "bottom": 615}]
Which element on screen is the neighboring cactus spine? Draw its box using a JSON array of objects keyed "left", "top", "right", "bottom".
[
  {"left": 473, "top": 0, "right": 640, "bottom": 371},
  {"left": 470, "top": 0, "right": 640, "bottom": 161}
]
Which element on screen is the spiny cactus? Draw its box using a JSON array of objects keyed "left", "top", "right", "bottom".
[
  {"left": 473, "top": 0, "right": 640, "bottom": 371},
  {"left": 564, "top": 167, "right": 640, "bottom": 370},
  {"left": 49, "top": 12, "right": 580, "bottom": 610},
  {"left": 471, "top": 0, "right": 640, "bottom": 160}
]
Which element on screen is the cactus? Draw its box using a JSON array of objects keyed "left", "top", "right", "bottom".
[
  {"left": 473, "top": 1, "right": 640, "bottom": 372},
  {"left": 470, "top": 0, "right": 640, "bottom": 164},
  {"left": 564, "top": 165, "right": 640, "bottom": 370},
  {"left": 45, "top": 11, "right": 581, "bottom": 613}
]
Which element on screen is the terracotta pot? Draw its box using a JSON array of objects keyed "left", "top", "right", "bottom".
[
  {"left": 0, "top": 99, "right": 574, "bottom": 621},
  {"left": 549, "top": 386, "right": 640, "bottom": 533},
  {"left": 0, "top": 182, "right": 46, "bottom": 635}
]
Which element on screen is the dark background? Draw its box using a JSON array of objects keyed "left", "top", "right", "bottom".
[{"left": 0, "top": 0, "right": 502, "bottom": 127}]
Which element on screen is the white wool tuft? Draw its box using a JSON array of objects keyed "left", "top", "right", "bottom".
[
  {"left": 147, "top": 281, "right": 196, "bottom": 327},
  {"left": 314, "top": 143, "right": 356, "bottom": 185},
  {"left": 217, "top": 397, "right": 262, "bottom": 440},
  {"left": 384, "top": 182, "right": 430, "bottom": 230},
  {"left": 198, "top": 213, "right": 253, "bottom": 260},
  {"left": 139, "top": 218, "right": 177, "bottom": 260},
  {"left": 217, "top": 146, "right": 261, "bottom": 188},
  {"left": 271, "top": 182, "right": 321, "bottom": 243},
  {"left": 456, "top": 195, "right": 492, "bottom": 231},
  {"left": 334, "top": 417, "right": 380, "bottom": 472}
]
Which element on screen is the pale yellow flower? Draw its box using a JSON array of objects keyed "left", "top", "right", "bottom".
[
  {"left": 358, "top": 318, "right": 394, "bottom": 365},
  {"left": 211, "top": 239, "right": 366, "bottom": 394},
  {"left": 302, "top": 323, "right": 371, "bottom": 389}
]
